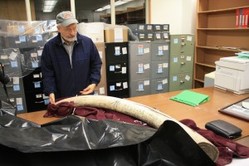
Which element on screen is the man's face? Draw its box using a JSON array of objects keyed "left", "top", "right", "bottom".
[{"left": 57, "top": 23, "right": 77, "bottom": 42}]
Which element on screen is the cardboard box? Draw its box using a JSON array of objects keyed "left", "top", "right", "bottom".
[
  {"left": 94, "top": 42, "right": 107, "bottom": 95},
  {"left": 104, "top": 25, "right": 128, "bottom": 43},
  {"left": 78, "top": 22, "right": 105, "bottom": 43}
]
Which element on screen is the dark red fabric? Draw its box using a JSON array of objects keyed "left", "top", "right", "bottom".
[
  {"left": 180, "top": 119, "right": 249, "bottom": 166},
  {"left": 74, "top": 106, "right": 147, "bottom": 126},
  {"left": 44, "top": 102, "right": 75, "bottom": 117},
  {"left": 44, "top": 102, "right": 148, "bottom": 126}
]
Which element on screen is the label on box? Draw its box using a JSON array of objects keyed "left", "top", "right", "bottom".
[
  {"left": 33, "top": 74, "right": 40, "bottom": 78},
  {"left": 185, "top": 75, "right": 191, "bottom": 81},
  {"left": 31, "top": 52, "right": 38, "bottom": 58},
  {"left": 173, "top": 57, "right": 178, "bottom": 63},
  {"left": 138, "top": 83, "right": 144, "bottom": 91},
  {"left": 12, "top": 77, "right": 19, "bottom": 84},
  {"left": 144, "top": 80, "right": 150, "bottom": 86},
  {"left": 114, "top": 47, "right": 121, "bottom": 56},
  {"left": 19, "top": 36, "right": 26, "bottom": 43},
  {"left": 0, "top": 55, "right": 8, "bottom": 60},
  {"left": 137, "top": 63, "right": 144, "bottom": 73},
  {"left": 9, "top": 51, "right": 17, "bottom": 61},
  {"left": 109, "top": 65, "right": 115, "bottom": 71},
  {"left": 144, "top": 48, "right": 150, "bottom": 54},
  {"left": 147, "top": 25, "right": 153, "bottom": 30},
  {"left": 10, "top": 61, "right": 18, "bottom": 68},
  {"left": 155, "top": 33, "right": 161, "bottom": 39},
  {"left": 163, "top": 63, "right": 168, "bottom": 68},
  {"left": 163, "top": 33, "right": 169, "bottom": 39},
  {"left": 13, "top": 84, "right": 20, "bottom": 91},
  {"left": 109, "top": 85, "right": 115, "bottom": 91},
  {"left": 115, "top": 64, "right": 121, "bottom": 69},
  {"left": 187, "top": 36, "right": 192, "bottom": 41},
  {"left": 147, "top": 33, "right": 153, "bottom": 39},
  {"left": 121, "top": 67, "right": 127, "bottom": 74},
  {"left": 123, "top": 82, "right": 128, "bottom": 89},
  {"left": 138, "top": 45, "right": 144, "bottom": 55},
  {"left": 16, "top": 104, "right": 24, "bottom": 111},
  {"left": 157, "top": 64, "right": 163, "bottom": 73},
  {"left": 174, "top": 38, "right": 179, "bottom": 44},
  {"left": 163, "top": 45, "right": 169, "bottom": 50},
  {"left": 33, "top": 81, "right": 41, "bottom": 88},
  {"left": 116, "top": 82, "right": 121, "bottom": 87},
  {"left": 173, "top": 76, "right": 178, "bottom": 81},
  {"left": 16, "top": 97, "right": 23, "bottom": 105},
  {"left": 186, "top": 56, "right": 192, "bottom": 61},
  {"left": 32, "top": 61, "right": 39, "bottom": 68},
  {"left": 122, "top": 47, "right": 127, "bottom": 55},
  {"left": 114, "top": 27, "right": 123, "bottom": 42},
  {"left": 157, "top": 83, "right": 163, "bottom": 90},
  {"left": 162, "top": 78, "right": 168, "bottom": 84},
  {"left": 138, "top": 25, "right": 145, "bottom": 30},
  {"left": 158, "top": 46, "right": 163, "bottom": 55},
  {"left": 144, "top": 63, "right": 150, "bottom": 70},
  {"left": 36, "top": 94, "right": 42, "bottom": 99}
]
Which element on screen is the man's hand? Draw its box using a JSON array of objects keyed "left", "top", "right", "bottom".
[
  {"left": 49, "top": 93, "right": 55, "bottom": 104},
  {"left": 79, "top": 83, "right": 96, "bottom": 95}
]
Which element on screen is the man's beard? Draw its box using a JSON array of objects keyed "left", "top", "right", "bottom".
[{"left": 63, "top": 36, "right": 76, "bottom": 43}]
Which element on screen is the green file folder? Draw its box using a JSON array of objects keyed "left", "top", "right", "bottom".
[{"left": 170, "top": 90, "right": 209, "bottom": 106}]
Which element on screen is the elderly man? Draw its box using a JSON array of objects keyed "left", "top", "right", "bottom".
[{"left": 41, "top": 11, "right": 102, "bottom": 104}]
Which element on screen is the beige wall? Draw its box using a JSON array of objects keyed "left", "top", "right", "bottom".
[{"left": 149, "top": 0, "right": 197, "bottom": 35}]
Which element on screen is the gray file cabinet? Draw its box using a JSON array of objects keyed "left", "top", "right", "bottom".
[
  {"left": 150, "top": 40, "right": 169, "bottom": 94},
  {"left": 129, "top": 40, "right": 170, "bottom": 97},
  {"left": 129, "top": 41, "right": 151, "bottom": 97}
]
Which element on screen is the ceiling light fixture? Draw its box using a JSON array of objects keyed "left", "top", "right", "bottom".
[
  {"left": 95, "top": 0, "right": 133, "bottom": 12},
  {"left": 43, "top": 0, "right": 58, "bottom": 13}
]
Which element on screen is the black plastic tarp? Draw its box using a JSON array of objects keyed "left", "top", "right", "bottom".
[{"left": 0, "top": 109, "right": 215, "bottom": 166}]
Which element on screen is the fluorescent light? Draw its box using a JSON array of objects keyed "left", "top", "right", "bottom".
[
  {"left": 43, "top": 0, "right": 58, "bottom": 13},
  {"left": 96, "top": 5, "right": 111, "bottom": 12},
  {"left": 95, "top": 0, "right": 133, "bottom": 12},
  {"left": 44, "top": 0, "right": 57, "bottom": 6}
]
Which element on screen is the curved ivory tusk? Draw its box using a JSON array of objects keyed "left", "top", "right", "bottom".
[{"left": 56, "top": 95, "right": 219, "bottom": 161}]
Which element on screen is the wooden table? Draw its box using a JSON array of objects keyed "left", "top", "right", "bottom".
[
  {"left": 128, "top": 87, "right": 249, "bottom": 137},
  {"left": 18, "top": 87, "right": 249, "bottom": 144}
]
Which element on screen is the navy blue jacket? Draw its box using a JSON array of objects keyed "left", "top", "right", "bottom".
[{"left": 41, "top": 33, "right": 102, "bottom": 99}]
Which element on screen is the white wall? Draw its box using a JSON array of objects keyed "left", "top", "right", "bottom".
[{"left": 150, "top": 0, "right": 196, "bottom": 35}]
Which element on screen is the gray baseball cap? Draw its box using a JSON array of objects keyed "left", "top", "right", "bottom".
[{"left": 56, "top": 11, "right": 78, "bottom": 26}]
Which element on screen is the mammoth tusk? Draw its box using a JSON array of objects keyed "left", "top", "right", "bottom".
[{"left": 56, "top": 95, "right": 219, "bottom": 161}]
